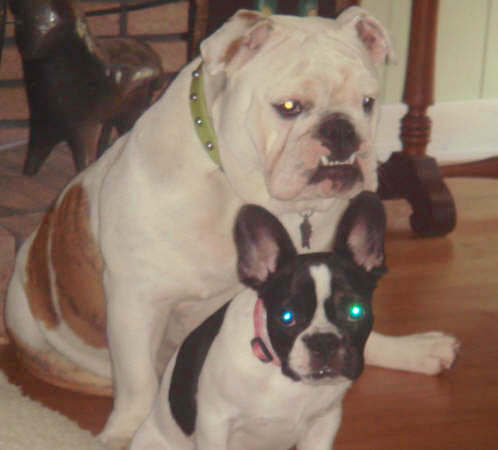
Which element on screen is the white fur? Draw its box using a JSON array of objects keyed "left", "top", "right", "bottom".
[
  {"left": 308, "top": 265, "right": 339, "bottom": 335},
  {"left": 287, "top": 265, "right": 343, "bottom": 379}
]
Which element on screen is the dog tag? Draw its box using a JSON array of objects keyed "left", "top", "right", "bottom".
[{"left": 300, "top": 214, "right": 312, "bottom": 249}]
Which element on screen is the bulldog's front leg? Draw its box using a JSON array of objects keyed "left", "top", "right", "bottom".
[
  {"left": 98, "top": 282, "right": 172, "bottom": 449},
  {"left": 297, "top": 406, "right": 342, "bottom": 450},
  {"left": 365, "top": 331, "right": 460, "bottom": 375}
]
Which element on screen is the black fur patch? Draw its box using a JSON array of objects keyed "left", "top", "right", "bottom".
[{"left": 168, "top": 301, "right": 230, "bottom": 436}]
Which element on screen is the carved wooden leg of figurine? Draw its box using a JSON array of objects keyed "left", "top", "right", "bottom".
[
  {"left": 66, "top": 123, "right": 99, "bottom": 173},
  {"left": 24, "top": 116, "right": 64, "bottom": 176},
  {"left": 377, "top": 0, "right": 456, "bottom": 237}
]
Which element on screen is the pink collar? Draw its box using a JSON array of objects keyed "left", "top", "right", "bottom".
[{"left": 251, "top": 298, "right": 281, "bottom": 366}]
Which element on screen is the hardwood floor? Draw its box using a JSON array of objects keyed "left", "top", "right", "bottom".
[
  {"left": 336, "top": 177, "right": 498, "bottom": 449},
  {"left": 0, "top": 145, "right": 497, "bottom": 449}
]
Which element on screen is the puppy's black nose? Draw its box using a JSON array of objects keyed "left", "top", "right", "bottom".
[
  {"left": 316, "top": 113, "right": 359, "bottom": 162},
  {"left": 303, "top": 333, "right": 340, "bottom": 361}
]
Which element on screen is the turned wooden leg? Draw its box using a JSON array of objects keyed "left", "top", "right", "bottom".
[
  {"left": 440, "top": 157, "right": 498, "bottom": 178},
  {"left": 378, "top": 153, "right": 457, "bottom": 236},
  {"left": 0, "top": 0, "right": 6, "bottom": 66},
  {"left": 378, "top": 0, "right": 456, "bottom": 237},
  {"left": 189, "top": 0, "right": 210, "bottom": 59}
]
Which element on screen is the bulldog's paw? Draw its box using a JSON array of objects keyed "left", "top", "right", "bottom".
[
  {"left": 365, "top": 331, "right": 461, "bottom": 375},
  {"left": 395, "top": 332, "right": 461, "bottom": 375}
]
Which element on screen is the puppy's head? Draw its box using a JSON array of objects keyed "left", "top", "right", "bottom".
[{"left": 234, "top": 191, "right": 386, "bottom": 383}]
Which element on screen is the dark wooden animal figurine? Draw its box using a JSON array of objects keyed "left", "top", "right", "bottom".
[{"left": 10, "top": 0, "right": 163, "bottom": 175}]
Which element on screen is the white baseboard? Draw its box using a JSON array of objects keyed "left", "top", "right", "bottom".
[{"left": 376, "top": 99, "right": 498, "bottom": 164}]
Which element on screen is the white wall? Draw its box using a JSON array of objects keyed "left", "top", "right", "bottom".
[{"left": 362, "top": 0, "right": 498, "bottom": 163}]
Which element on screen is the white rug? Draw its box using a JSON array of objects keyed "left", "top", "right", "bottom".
[{"left": 0, "top": 370, "right": 106, "bottom": 450}]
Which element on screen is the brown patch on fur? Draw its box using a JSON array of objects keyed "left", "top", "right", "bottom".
[
  {"left": 232, "top": 10, "right": 264, "bottom": 23},
  {"left": 356, "top": 21, "right": 377, "bottom": 51},
  {"left": 222, "top": 11, "right": 270, "bottom": 66},
  {"left": 224, "top": 37, "right": 245, "bottom": 64},
  {"left": 26, "top": 207, "right": 59, "bottom": 329},
  {"left": 11, "top": 333, "right": 112, "bottom": 396},
  {"left": 224, "top": 22, "right": 272, "bottom": 66},
  {"left": 52, "top": 184, "right": 107, "bottom": 348}
]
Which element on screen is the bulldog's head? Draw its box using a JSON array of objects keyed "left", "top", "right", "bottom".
[{"left": 200, "top": 8, "right": 393, "bottom": 213}]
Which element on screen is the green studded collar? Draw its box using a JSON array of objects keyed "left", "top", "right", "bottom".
[{"left": 189, "top": 63, "right": 222, "bottom": 170}]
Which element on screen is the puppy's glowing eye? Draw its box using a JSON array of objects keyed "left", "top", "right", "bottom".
[
  {"left": 362, "top": 96, "right": 375, "bottom": 114},
  {"left": 274, "top": 100, "right": 303, "bottom": 118},
  {"left": 348, "top": 303, "right": 365, "bottom": 321},
  {"left": 280, "top": 309, "right": 296, "bottom": 326}
]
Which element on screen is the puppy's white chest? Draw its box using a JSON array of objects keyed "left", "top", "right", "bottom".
[
  {"left": 228, "top": 417, "right": 300, "bottom": 450},
  {"left": 225, "top": 383, "right": 344, "bottom": 450}
]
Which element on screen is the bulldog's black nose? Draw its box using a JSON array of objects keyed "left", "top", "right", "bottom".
[
  {"left": 303, "top": 333, "right": 340, "bottom": 361},
  {"left": 316, "top": 113, "right": 360, "bottom": 162}
]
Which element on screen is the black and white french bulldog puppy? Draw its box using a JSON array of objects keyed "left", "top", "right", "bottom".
[{"left": 130, "top": 191, "right": 386, "bottom": 450}]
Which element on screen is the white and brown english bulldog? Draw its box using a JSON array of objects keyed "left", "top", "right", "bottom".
[{"left": 5, "top": 8, "right": 459, "bottom": 448}]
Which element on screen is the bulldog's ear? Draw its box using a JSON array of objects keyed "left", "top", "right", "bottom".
[
  {"left": 333, "top": 191, "right": 387, "bottom": 277},
  {"left": 200, "top": 10, "right": 272, "bottom": 75},
  {"left": 234, "top": 204, "right": 297, "bottom": 290},
  {"left": 337, "top": 7, "right": 395, "bottom": 65}
]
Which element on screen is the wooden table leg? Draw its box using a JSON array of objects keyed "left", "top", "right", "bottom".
[{"left": 377, "top": 0, "right": 457, "bottom": 236}]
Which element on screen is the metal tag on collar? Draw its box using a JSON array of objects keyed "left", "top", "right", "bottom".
[
  {"left": 190, "top": 63, "right": 223, "bottom": 170},
  {"left": 300, "top": 211, "right": 313, "bottom": 249}
]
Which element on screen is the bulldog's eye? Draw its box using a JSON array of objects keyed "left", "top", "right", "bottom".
[
  {"left": 274, "top": 100, "right": 303, "bottom": 118},
  {"left": 362, "top": 96, "right": 375, "bottom": 114},
  {"left": 347, "top": 303, "right": 366, "bottom": 321},
  {"left": 279, "top": 309, "right": 296, "bottom": 326}
]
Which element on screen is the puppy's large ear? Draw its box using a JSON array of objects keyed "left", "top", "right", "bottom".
[
  {"left": 336, "top": 7, "right": 395, "bottom": 65},
  {"left": 234, "top": 204, "right": 297, "bottom": 290},
  {"left": 333, "top": 191, "right": 386, "bottom": 277},
  {"left": 200, "top": 10, "right": 273, "bottom": 75}
]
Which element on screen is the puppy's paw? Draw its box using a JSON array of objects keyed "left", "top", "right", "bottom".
[{"left": 399, "top": 332, "right": 461, "bottom": 375}]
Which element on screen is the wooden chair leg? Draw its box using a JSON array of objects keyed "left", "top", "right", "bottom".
[{"left": 377, "top": 0, "right": 456, "bottom": 236}]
